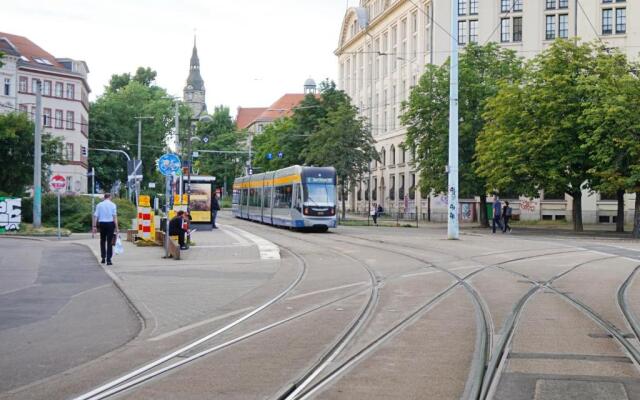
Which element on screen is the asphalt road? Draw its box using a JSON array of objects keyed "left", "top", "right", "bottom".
[{"left": 0, "top": 238, "right": 140, "bottom": 394}]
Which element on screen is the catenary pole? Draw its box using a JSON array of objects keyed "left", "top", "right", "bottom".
[
  {"left": 447, "top": 0, "right": 460, "bottom": 240},
  {"left": 33, "top": 80, "right": 42, "bottom": 228}
]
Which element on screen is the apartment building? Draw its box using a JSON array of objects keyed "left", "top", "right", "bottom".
[
  {"left": 336, "top": 0, "right": 638, "bottom": 223},
  {"left": 0, "top": 32, "right": 90, "bottom": 194}
]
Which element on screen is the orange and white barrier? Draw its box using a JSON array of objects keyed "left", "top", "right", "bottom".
[{"left": 137, "top": 195, "right": 155, "bottom": 241}]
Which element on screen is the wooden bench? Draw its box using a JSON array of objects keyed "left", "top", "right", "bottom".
[{"left": 155, "top": 231, "right": 181, "bottom": 260}]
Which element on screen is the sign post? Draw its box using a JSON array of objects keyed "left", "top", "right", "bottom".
[
  {"left": 157, "top": 153, "right": 182, "bottom": 259},
  {"left": 49, "top": 175, "right": 66, "bottom": 240}
]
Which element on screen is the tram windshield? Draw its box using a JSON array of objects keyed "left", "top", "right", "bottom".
[{"left": 303, "top": 180, "right": 336, "bottom": 206}]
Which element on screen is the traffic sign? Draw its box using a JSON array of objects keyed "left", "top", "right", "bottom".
[
  {"left": 49, "top": 175, "right": 66, "bottom": 192},
  {"left": 277, "top": 151, "right": 284, "bottom": 159},
  {"left": 127, "top": 159, "right": 143, "bottom": 182},
  {"left": 157, "top": 153, "right": 182, "bottom": 177},
  {"left": 266, "top": 153, "right": 273, "bottom": 160}
]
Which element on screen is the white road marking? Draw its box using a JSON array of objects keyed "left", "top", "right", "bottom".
[
  {"left": 400, "top": 265, "right": 481, "bottom": 278},
  {"left": 219, "top": 227, "right": 251, "bottom": 246},
  {"left": 221, "top": 224, "right": 280, "bottom": 260},
  {"left": 149, "top": 307, "right": 253, "bottom": 342}
]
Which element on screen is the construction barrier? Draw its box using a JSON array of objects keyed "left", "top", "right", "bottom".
[{"left": 137, "top": 195, "right": 155, "bottom": 241}]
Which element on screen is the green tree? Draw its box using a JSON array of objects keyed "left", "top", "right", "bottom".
[
  {"left": 579, "top": 50, "right": 640, "bottom": 234},
  {"left": 304, "top": 102, "right": 378, "bottom": 219},
  {"left": 193, "top": 105, "right": 247, "bottom": 194},
  {"left": 477, "top": 40, "right": 600, "bottom": 232},
  {"left": 402, "top": 42, "right": 523, "bottom": 226},
  {"left": 252, "top": 117, "right": 298, "bottom": 172},
  {"left": 106, "top": 66, "right": 158, "bottom": 92},
  {"left": 0, "top": 112, "right": 62, "bottom": 195},
  {"left": 0, "top": 51, "right": 4, "bottom": 67},
  {"left": 89, "top": 71, "right": 191, "bottom": 193}
]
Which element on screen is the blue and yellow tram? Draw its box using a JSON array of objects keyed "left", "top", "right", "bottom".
[{"left": 232, "top": 165, "right": 337, "bottom": 230}]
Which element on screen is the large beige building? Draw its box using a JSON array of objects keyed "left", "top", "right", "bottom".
[
  {"left": 336, "top": 0, "right": 638, "bottom": 224},
  {"left": 0, "top": 32, "right": 90, "bottom": 194}
]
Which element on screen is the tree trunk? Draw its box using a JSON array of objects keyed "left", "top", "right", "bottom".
[
  {"left": 616, "top": 189, "right": 625, "bottom": 233},
  {"left": 633, "top": 191, "right": 640, "bottom": 238},
  {"left": 479, "top": 194, "right": 488, "bottom": 227},
  {"left": 572, "top": 191, "right": 584, "bottom": 232}
]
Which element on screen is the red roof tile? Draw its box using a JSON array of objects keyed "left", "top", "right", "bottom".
[
  {"left": 0, "top": 32, "right": 64, "bottom": 69},
  {"left": 258, "top": 93, "right": 308, "bottom": 121},
  {"left": 236, "top": 107, "right": 267, "bottom": 130}
]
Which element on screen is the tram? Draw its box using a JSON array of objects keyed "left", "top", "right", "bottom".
[{"left": 232, "top": 165, "right": 337, "bottom": 231}]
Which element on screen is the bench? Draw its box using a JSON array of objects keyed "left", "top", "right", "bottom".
[{"left": 155, "top": 231, "right": 181, "bottom": 260}]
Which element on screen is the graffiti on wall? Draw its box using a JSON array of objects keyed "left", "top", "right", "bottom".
[
  {"left": 520, "top": 199, "right": 537, "bottom": 213},
  {"left": 0, "top": 197, "right": 21, "bottom": 232}
]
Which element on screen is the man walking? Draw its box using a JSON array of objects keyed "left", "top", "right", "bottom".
[
  {"left": 502, "top": 201, "right": 513, "bottom": 233},
  {"left": 92, "top": 193, "right": 119, "bottom": 265},
  {"left": 211, "top": 192, "right": 220, "bottom": 229},
  {"left": 492, "top": 195, "right": 503, "bottom": 234}
]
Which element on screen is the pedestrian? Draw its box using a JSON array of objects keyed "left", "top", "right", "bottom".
[
  {"left": 371, "top": 203, "right": 378, "bottom": 225},
  {"left": 502, "top": 201, "right": 513, "bottom": 233},
  {"left": 492, "top": 195, "right": 503, "bottom": 234},
  {"left": 92, "top": 193, "right": 119, "bottom": 266},
  {"left": 169, "top": 210, "right": 189, "bottom": 250},
  {"left": 377, "top": 204, "right": 384, "bottom": 224},
  {"left": 211, "top": 192, "right": 220, "bottom": 229}
]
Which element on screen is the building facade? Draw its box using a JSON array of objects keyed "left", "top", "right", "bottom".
[
  {"left": 184, "top": 38, "right": 207, "bottom": 118},
  {"left": 336, "top": 0, "right": 638, "bottom": 223},
  {"left": 0, "top": 32, "right": 90, "bottom": 194}
]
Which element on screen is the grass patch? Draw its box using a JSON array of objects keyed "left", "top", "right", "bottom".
[{"left": 1, "top": 223, "right": 72, "bottom": 237}]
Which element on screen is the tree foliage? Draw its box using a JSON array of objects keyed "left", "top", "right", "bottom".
[
  {"left": 402, "top": 42, "right": 522, "bottom": 225},
  {"left": 0, "top": 112, "right": 62, "bottom": 195},
  {"left": 89, "top": 68, "right": 191, "bottom": 192},
  {"left": 107, "top": 67, "right": 158, "bottom": 92},
  {"left": 476, "top": 40, "right": 609, "bottom": 231},
  {"left": 193, "top": 105, "right": 247, "bottom": 193}
]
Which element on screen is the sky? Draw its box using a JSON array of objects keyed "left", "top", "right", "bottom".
[{"left": 3, "top": 0, "right": 360, "bottom": 116}]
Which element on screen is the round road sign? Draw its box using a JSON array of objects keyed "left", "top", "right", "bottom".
[{"left": 49, "top": 175, "right": 66, "bottom": 192}]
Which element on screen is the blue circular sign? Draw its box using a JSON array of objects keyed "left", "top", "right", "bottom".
[{"left": 157, "top": 153, "right": 182, "bottom": 176}]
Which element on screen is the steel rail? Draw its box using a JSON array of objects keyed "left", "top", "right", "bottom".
[
  {"left": 72, "top": 246, "right": 307, "bottom": 400},
  {"left": 618, "top": 265, "right": 640, "bottom": 348}
]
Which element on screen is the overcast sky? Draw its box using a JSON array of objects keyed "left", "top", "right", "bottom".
[{"left": 3, "top": 0, "right": 359, "bottom": 116}]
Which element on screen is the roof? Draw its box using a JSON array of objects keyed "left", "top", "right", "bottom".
[
  {"left": 258, "top": 93, "right": 308, "bottom": 121},
  {"left": 236, "top": 107, "right": 267, "bottom": 130},
  {"left": 0, "top": 32, "right": 65, "bottom": 69}
]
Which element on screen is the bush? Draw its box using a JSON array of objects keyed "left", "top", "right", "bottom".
[{"left": 22, "top": 195, "right": 137, "bottom": 232}]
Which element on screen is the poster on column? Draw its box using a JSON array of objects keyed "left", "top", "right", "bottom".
[{"left": 189, "top": 183, "right": 212, "bottom": 223}]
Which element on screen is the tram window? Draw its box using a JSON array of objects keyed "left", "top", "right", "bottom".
[
  {"left": 292, "top": 184, "right": 302, "bottom": 211},
  {"left": 249, "top": 188, "right": 260, "bottom": 207},
  {"left": 242, "top": 189, "right": 248, "bottom": 205},
  {"left": 264, "top": 187, "right": 271, "bottom": 208},
  {"left": 274, "top": 185, "right": 293, "bottom": 208}
]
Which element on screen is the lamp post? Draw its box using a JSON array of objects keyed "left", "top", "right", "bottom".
[
  {"left": 447, "top": 0, "right": 460, "bottom": 240},
  {"left": 33, "top": 80, "right": 42, "bottom": 228}
]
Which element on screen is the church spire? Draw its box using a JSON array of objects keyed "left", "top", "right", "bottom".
[{"left": 184, "top": 35, "right": 207, "bottom": 117}]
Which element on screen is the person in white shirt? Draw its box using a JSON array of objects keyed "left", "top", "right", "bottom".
[{"left": 92, "top": 193, "right": 119, "bottom": 265}]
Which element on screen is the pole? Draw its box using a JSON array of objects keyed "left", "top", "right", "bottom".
[
  {"left": 187, "top": 123, "right": 193, "bottom": 212},
  {"left": 33, "top": 80, "right": 42, "bottom": 228},
  {"left": 447, "top": 0, "right": 460, "bottom": 240},
  {"left": 57, "top": 192, "right": 61, "bottom": 240},
  {"left": 174, "top": 101, "right": 180, "bottom": 153},
  {"left": 165, "top": 175, "right": 171, "bottom": 258},
  {"left": 248, "top": 132, "right": 253, "bottom": 175},
  {"left": 91, "top": 167, "right": 95, "bottom": 238}
]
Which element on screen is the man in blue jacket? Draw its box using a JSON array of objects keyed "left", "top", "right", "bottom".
[{"left": 492, "top": 195, "right": 503, "bottom": 234}]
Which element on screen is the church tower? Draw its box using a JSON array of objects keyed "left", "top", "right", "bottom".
[{"left": 184, "top": 37, "right": 207, "bottom": 118}]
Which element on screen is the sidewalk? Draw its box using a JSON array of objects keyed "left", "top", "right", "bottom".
[{"left": 72, "top": 221, "right": 281, "bottom": 340}]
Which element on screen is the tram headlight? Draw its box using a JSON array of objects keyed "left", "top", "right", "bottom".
[{"left": 304, "top": 207, "right": 309, "bottom": 215}]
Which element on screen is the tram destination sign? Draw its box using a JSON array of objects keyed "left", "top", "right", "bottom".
[{"left": 306, "top": 177, "right": 334, "bottom": 184}]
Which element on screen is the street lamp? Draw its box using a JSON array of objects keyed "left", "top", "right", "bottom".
[{"left": 187, "top": 114, "right": 212, "bottom": 213}]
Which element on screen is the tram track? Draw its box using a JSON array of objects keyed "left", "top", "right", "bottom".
[{"left": 71, "top": 246, "right": 308, "bottom": 400}]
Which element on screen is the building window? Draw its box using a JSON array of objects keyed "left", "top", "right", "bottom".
[
  {"left": 559, "top": 14, "right": 569, "bottom": 38},
  {"left": 66, "top": 111, "right": 74, "bottom": 130},
  {"left": 401, "top": 18, "right": 407, "bottom": 60},
  {"left": 43, "top": 80, "right": 52, "bottom": 96},
  {"left": 19, "top": 76, "right": 27, "bottom": 93},
  {"left": 391, "top": 25, "right": 397, "bottom": 72},
  {"left": 501, "top": 0, "right": 510, "bottom": 13},
  {"left": 43, "top": 108, "right": 52, "bottom": 127},
  {"left": 602, "top": 9, "right": 613, "bottom": 34},
  {"left": 66, "top": 176, "right": 72, "bottom": 191},
  {"left": 559, "top": 0, "right": 569, "bottom": 8},
  {"left": 546, "top": 15, "right": 557, "bottom": 39},
  {"left": 470, "top": 20, "right": 479, "bottom": 43},
  {"left": 616, "top": 8, "right": 626, "bottom": 33},
  {"left": 65, "top": 143, "right": 74, "bottom": 161},
  {"left": 411, "top": 12, "right": 418, "bottom": 59},
  {"left": 55, "top": 110, "right": 63, "bottom": 129},
  {"left": 501, "top": 18, "right": 511, "bottom": 42},
  {"left": 458, "top": 0, "right": 467, "bottom": 16},
  {"left": 390, "top": 145, "right": 396, "bottom": 165},
  {"left": 381, "top": 148, "right": 386, "bottom": 165},
  {"left": 459, "top": 20, "right": 468, "bottom": 45},
  {"left": 19, "top": 104, "right": 27, "bottom": 113},
  {"left": 382, "top": 32, "right": 389, "bottom": 76},
  {"left": 513, "top": 17, "right": 523, "bottom": 41},
  {"left": 470, "top": 0, "right": 478, "bottom": 14},
  {"left": 3, "top": 78, "right": 9, "bottom": 96},
  {"left": 31, "top": 79, "right": 39, "bottom": 94},
  {"left": 55, "top": 82, "right": 63, "bottom": 97},
  {"left": 513, "top": 0, "right": 523, "bottom": 12},
  {"left": 546, "top": 0, "right": 556, "bottom": 9}
]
